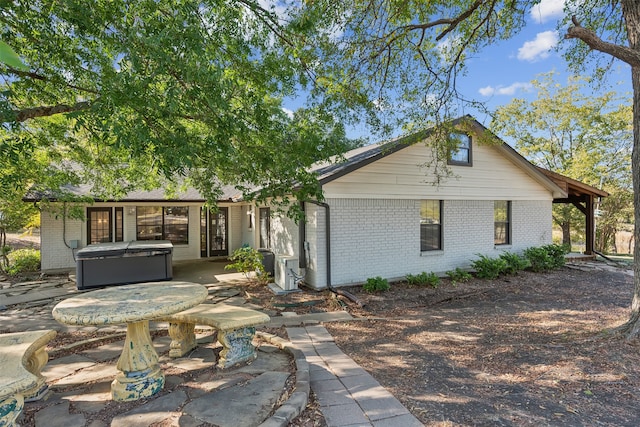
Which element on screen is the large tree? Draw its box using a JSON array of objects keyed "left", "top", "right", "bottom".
[
  {"left": 491, "top": 72, "right": 632, "bottom": 251},
  {"left": 0, "top": 1, "right": 365, "bottom": 214}
]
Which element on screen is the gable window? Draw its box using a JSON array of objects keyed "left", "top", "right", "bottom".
[
  {"left": 136, "top": 206, "right": 189, "bottom": 245},
  {"left": 494, "top": 201, "right": 511, "bottom": 245},
  {"left": 420, "top": 200, "right": 442, "bottom": 251},
  {"left": 448, "top": 133, "right": 472, "bottom": 166}
]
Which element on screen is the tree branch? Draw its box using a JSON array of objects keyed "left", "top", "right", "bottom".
[
  {"left": 565, "top": 15, "right": 640, "bottom": 67},
  {"left": 4, "top": 100, "right": 93, "bottom": 123},
  {"left": 4, "top": 67, "right": 101, "bottom": 95}
]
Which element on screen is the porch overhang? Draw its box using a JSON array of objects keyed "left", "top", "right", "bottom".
[{"left": 536, "top": 167, "right": 609, "bottom": 255}]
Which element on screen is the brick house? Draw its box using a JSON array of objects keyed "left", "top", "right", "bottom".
[{"left": 28, "top": 116, "right": 606, "bottom": 290}]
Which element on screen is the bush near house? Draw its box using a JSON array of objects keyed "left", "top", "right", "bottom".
[
  {"left": 225, "top": 247, "right": 267, "bottom": 282},
  {"left": 363, "top": 276, "right": 390, "bottom": 292},
  {"left": 446, "top": 268, "right": 472, "bottom": 285},
  {"left": 405, "top": 271, "right": 440, "bottom": 288},
  {"left": 499, "top": 252, "right": 530, "bottom": 275},
  {"left": 5, "top": 249, "right": 40, "bottom": 276},
  {"left": 524, "top": 244, "right": 567, "bottom": 272},
  {"left": 470, "top": 244, "right": 567, "bottom": 280},
  {"left": 471, "top": 254, "right": 507, "bottom": 279}
]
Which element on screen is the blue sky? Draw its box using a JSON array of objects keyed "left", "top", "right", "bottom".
[
  {"left": 283, "top": 0, "right": 632, "bottom": 142},
  {"left": 460, "top": 0, "right": 631, "bottom": 126}
]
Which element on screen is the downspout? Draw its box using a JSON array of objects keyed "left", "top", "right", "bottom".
[
  {"left": 306, "top": 200, "right": 362, "bottom": 307},
  {"left": 299, "top": 201, "right": 307, "bottom": 269}
]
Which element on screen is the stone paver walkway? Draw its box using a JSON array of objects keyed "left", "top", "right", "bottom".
[{"left": 288, "top": 325, "right": 422, "bottom": 427}]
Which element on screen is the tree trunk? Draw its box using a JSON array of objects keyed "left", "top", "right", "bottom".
[
  {"left": 617, "top": 0, "right": 640, "bottom": 339},
  {"left": 561, "top": 221, "right": 571, "bottom": 247}
]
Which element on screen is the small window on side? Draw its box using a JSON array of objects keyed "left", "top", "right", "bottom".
[
  {"left": 420, "top": 200, "right": 442, "bottom": 251},
  {"left": 448, "top": 133, "right": 472, "bottom": 166},
  {"left": 494, "top": 201, "right": 511, "bottom": 245}
]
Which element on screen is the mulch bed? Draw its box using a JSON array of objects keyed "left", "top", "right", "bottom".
[{"left": 325, "top": 266, "right": 638, "bottom": 426}]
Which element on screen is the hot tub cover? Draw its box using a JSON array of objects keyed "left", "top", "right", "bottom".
[{"left": 76, "top": 241, "right": 173, "bottom": 259}]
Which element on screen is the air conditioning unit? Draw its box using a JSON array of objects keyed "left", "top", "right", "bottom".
[{"left": 275, "top": 254, "right": 299, "bottom": 291}]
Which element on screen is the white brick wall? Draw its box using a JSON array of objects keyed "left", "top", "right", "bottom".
[
  {"left": 307, "top": 198, "right": 553, "bottom": 288},
  {"left": 41, "top": 202, "right": 204, "bottom": 271},
  {"left": 228, "top": 205, "right": 243, "bottom": 253},
  {"left": 303, "top": 203, "right": 327, "bottom": 288},
  {"left": 40, "top": 210, "right": 82, "bottom": 271},
  {"left": 270, "top": 210, "right": 299, "bottom": 257}
]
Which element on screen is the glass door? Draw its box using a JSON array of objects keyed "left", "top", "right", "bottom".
[{"left": 209, "top": 207, "right": 228, "bottom": 256}]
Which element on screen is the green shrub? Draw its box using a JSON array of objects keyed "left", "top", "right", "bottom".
[
  {"left": 6, "top": 249, "right": 40, "bottom": 276},
  {"left": 543, "top": 244, "right": 568, "bottom": 269},
  {"left": 523, "top": 247, "right": 551, "bottom": 272},
  {"left": 446, "top": 268, "right": 472, "bottom": 285},
  {"left": 471, "top": 254, "right": 507, "bottom": 279},
  {"left": 363, "top": 276, "right": 390, "bottom": 292},
  {"left": 524, "top": 244, "right": 567, "bottom": 272},
  {"left": 498, "top": 252, "right": 529, "bottom": 275},
  {"left": 405, "top": 271, "right": 440, "bottom": 288},
  {"left": 225, "top": 247, "right": 264, "bottom": 279}
]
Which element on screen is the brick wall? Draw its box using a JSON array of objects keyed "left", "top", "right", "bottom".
[
  {"left": 40, "top": 210, "right": 82, "bottom": 271},
  {"left": 303, "top": 203, "right": 327, "bottom": 288},
  {"left": 315, "top": 198, "right": 552, "bottom": 287}
]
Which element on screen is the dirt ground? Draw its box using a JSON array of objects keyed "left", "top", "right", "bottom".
[{"left": 248, "top": 262, "right": 637, "bottom": 426}]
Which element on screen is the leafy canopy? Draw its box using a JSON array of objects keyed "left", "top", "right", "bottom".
[
  {"left": 491, "top": 71, "right": 632, "bottom": 250},
  {"left": 0, "top": 0, "right": 368, "bottom": 213}
]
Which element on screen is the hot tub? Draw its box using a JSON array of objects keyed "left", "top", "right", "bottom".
[{"left": 75, "top": 241, "right": 173, "bottom": 289}]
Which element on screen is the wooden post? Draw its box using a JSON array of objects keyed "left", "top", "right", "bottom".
[{"left": 585, "top": 195, "right": 594, "bottom": 255}]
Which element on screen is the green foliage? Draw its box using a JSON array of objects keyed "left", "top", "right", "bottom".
[
  {"left": 0, "top": 1, "right": 363, "bottom": 215},
  {"left": 6, "top": 249, "right": 40, "bottom": 276},
  {"left": 498, "top": 252, "right": 529, "bottom": 275},
  {"left": 471, "top": 254, "right": 507, "bottom": 280},
  {"left": 363, "top": 276, "right": 390, "bottom": 292},
  {"left": 491, "top": 72, "right": 632, "bottom": 249},
  {"left": 406, "top": 271, "right": 440, "bottom": 288},
  {"left": 446, "top": 268, "right": 472, "bottom": 285},
  {"left": 524, "top": 244, "right": 567, "bottom": 272},
  {"left": 225, "top": 247, "right": 264, "bottom": 280},
  {"left": 0, "top": 40, "right": 28, "bottom": 70}
]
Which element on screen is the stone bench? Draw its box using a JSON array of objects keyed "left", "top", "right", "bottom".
[
  {"left": 0, "top": 330, "right": 57, "bottom": 426},
  {"left": 158, "top": 303, "right": 270, "bottom": 369}
]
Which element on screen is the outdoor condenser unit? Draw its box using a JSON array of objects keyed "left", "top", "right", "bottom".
[{"left": 275, "top": 254, "right": 299, "bottom": 291}]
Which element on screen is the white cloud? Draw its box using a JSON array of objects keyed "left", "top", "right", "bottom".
[
  {"left": 282, "top": 107, "right": 294, "bottom": 119},
  {"left": 478, "top": 82, "right": 533, "bottom": 97},
  {"left": 258, "top": 0, "right": 291, "bottom": 24},
  {"left": 517, "top": 31, "right": 558, "bottom": 62},
  {"left": 530, "top": 0, "right": 565, "bottom": 24}
]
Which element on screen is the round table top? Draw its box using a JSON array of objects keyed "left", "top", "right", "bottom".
[{"left": 52, "top": 281, "right": 208, "bottom": 326}]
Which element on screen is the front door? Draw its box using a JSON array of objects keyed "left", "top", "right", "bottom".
[{"left": 209, "top": 207, "right": 228, "bottom": 256}]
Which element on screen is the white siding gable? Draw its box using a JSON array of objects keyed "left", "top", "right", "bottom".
[{"left": 323, "top": 138, "right": 554, "bottom": 201}]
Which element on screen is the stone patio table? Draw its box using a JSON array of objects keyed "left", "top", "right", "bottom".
[{"left": 52, "top": 281, "right": 207, "bottom": 401}]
